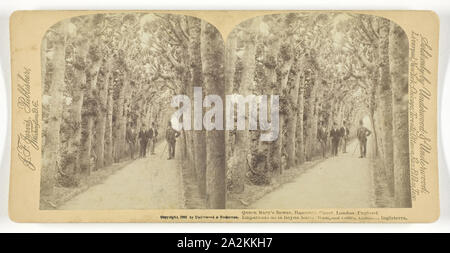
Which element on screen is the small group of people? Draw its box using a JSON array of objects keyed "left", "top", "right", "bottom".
[
  {"left": 125, "top": 122, "right": 159, "bottom": 160},
  {"left": 317, "top": 119, "right": 371, "bottom": 158},
  {"left": 126, "top": 118, "right": 372, "bottom": 163},
  {"left": 124, "top": 120, "right": 182, "bottom": 161},
  {"left": 356, "top": 120, "right": 371, "bottom": 158}
]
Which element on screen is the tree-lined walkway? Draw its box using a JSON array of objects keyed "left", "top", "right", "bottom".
[
  {"left": 250, "top": 139, "right": 375, "bottom": 209},
  {"left": 59, "top": 143, "right": 183, "bottom": 210}
]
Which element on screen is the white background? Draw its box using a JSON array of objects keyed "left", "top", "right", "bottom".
[{"left": 0, "top": 0, "right": 449, "bottom": 233}]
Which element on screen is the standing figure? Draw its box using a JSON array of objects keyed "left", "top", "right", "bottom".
[
  {"left": 357, "top": 120, "right": 371, "bottom": 158},
  {"left": 126, "top": 123, "right": 137, "bottom": 160},
  {"left": 340, "top": 120, "right": 350, "bottom": 153},
  {"left": 329, "top": 122, "right": 341, "bottom": 156},
  {"left": 149, "top": 122, "right": 158, "bottom": 155},
  {"left": 165, "top": 121, "right": 180, "bottom": 160},
  {"left": 317, "top": 122, "right": 328, "bottom": 158},
  {"left": 138, "top": 125, "right": 149, "bottom": 158}
]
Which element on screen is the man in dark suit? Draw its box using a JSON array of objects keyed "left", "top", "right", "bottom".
[
  {"left": 317, "top": 121, "right": 328, "bottom": 158},
  {"left": 126, "top": 123, "right": 137, "bottom": 160},
  {"left": 138, "top": 124, "right": 149, "bottom": 158},
  {"left": 329, "top": 122, "right": 341, "bottom": 156},
  {"left": 165, "top": 121, "right": 180, "bottom": 160},
  {"left": 357, "top": 120, "right": 371, "bottom": 158}
]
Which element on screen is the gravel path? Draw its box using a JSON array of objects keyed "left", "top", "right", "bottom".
[
  {"left": 250, "top": 139, "right": 375, "bottom": 209},
  {"left": 59, "top": 143, "right": 183, "bottom": 210}
]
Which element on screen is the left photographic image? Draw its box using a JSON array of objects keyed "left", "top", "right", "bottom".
[{"left": 40, "top": 13, "right": 226, "bottom": 210}]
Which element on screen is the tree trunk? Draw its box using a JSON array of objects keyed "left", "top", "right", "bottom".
[
  {"left": 233, "top": 19, "right": 257, "bottom": 192},
  {"left": 188, "top": 17, "right": 207, "bottom": 197},
  {"left": 41, "top": 21, "right": 67, "bottom": 196},
  {"left": 201, "top": 21, "right": 226, "bottom": 208},
  {"left": 79, "top": 45, "right": 102, "bottom": 175},
  {"left": 276, "top": 42, "right": 294, "bottom": 173},
  {"left": 122, "top": 79, "right": 133, "bottom": 159},
  {"left": 68, "top": 40, "right": 90, "bottom": 177},
  {"left": 104, "top": 75, "right": 114, "bottom": 166},
  {"left": 389, "top": 22, "right": 411, "bottom": 207},
  {"left": 59, "top": 45, "right": 87, "bottom": 185},
  {"left": 113, "top": 76, "right": 126, "bottom": 162},
  {"left": 305, "top": 73, "right": 318, "bottom": 161},
  {"left": 225, "top": 33, "right": 238, "bottom": 164},
  {"left": 311, "top": 77, "right": 321, "bottom": 156},
  {"left": 94, "top": 59, "right": 112, "bottom": 169},
  {"left": 264, "top": 36, "right": 282, "bottom": 174}
]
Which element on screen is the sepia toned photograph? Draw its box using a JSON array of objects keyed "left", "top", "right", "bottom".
[
  {"left": 225, "top": 13, "right": 411, "bottom": 210},
  {"left": 38, "top": 12, "right": 412, "bottom": 211}
]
